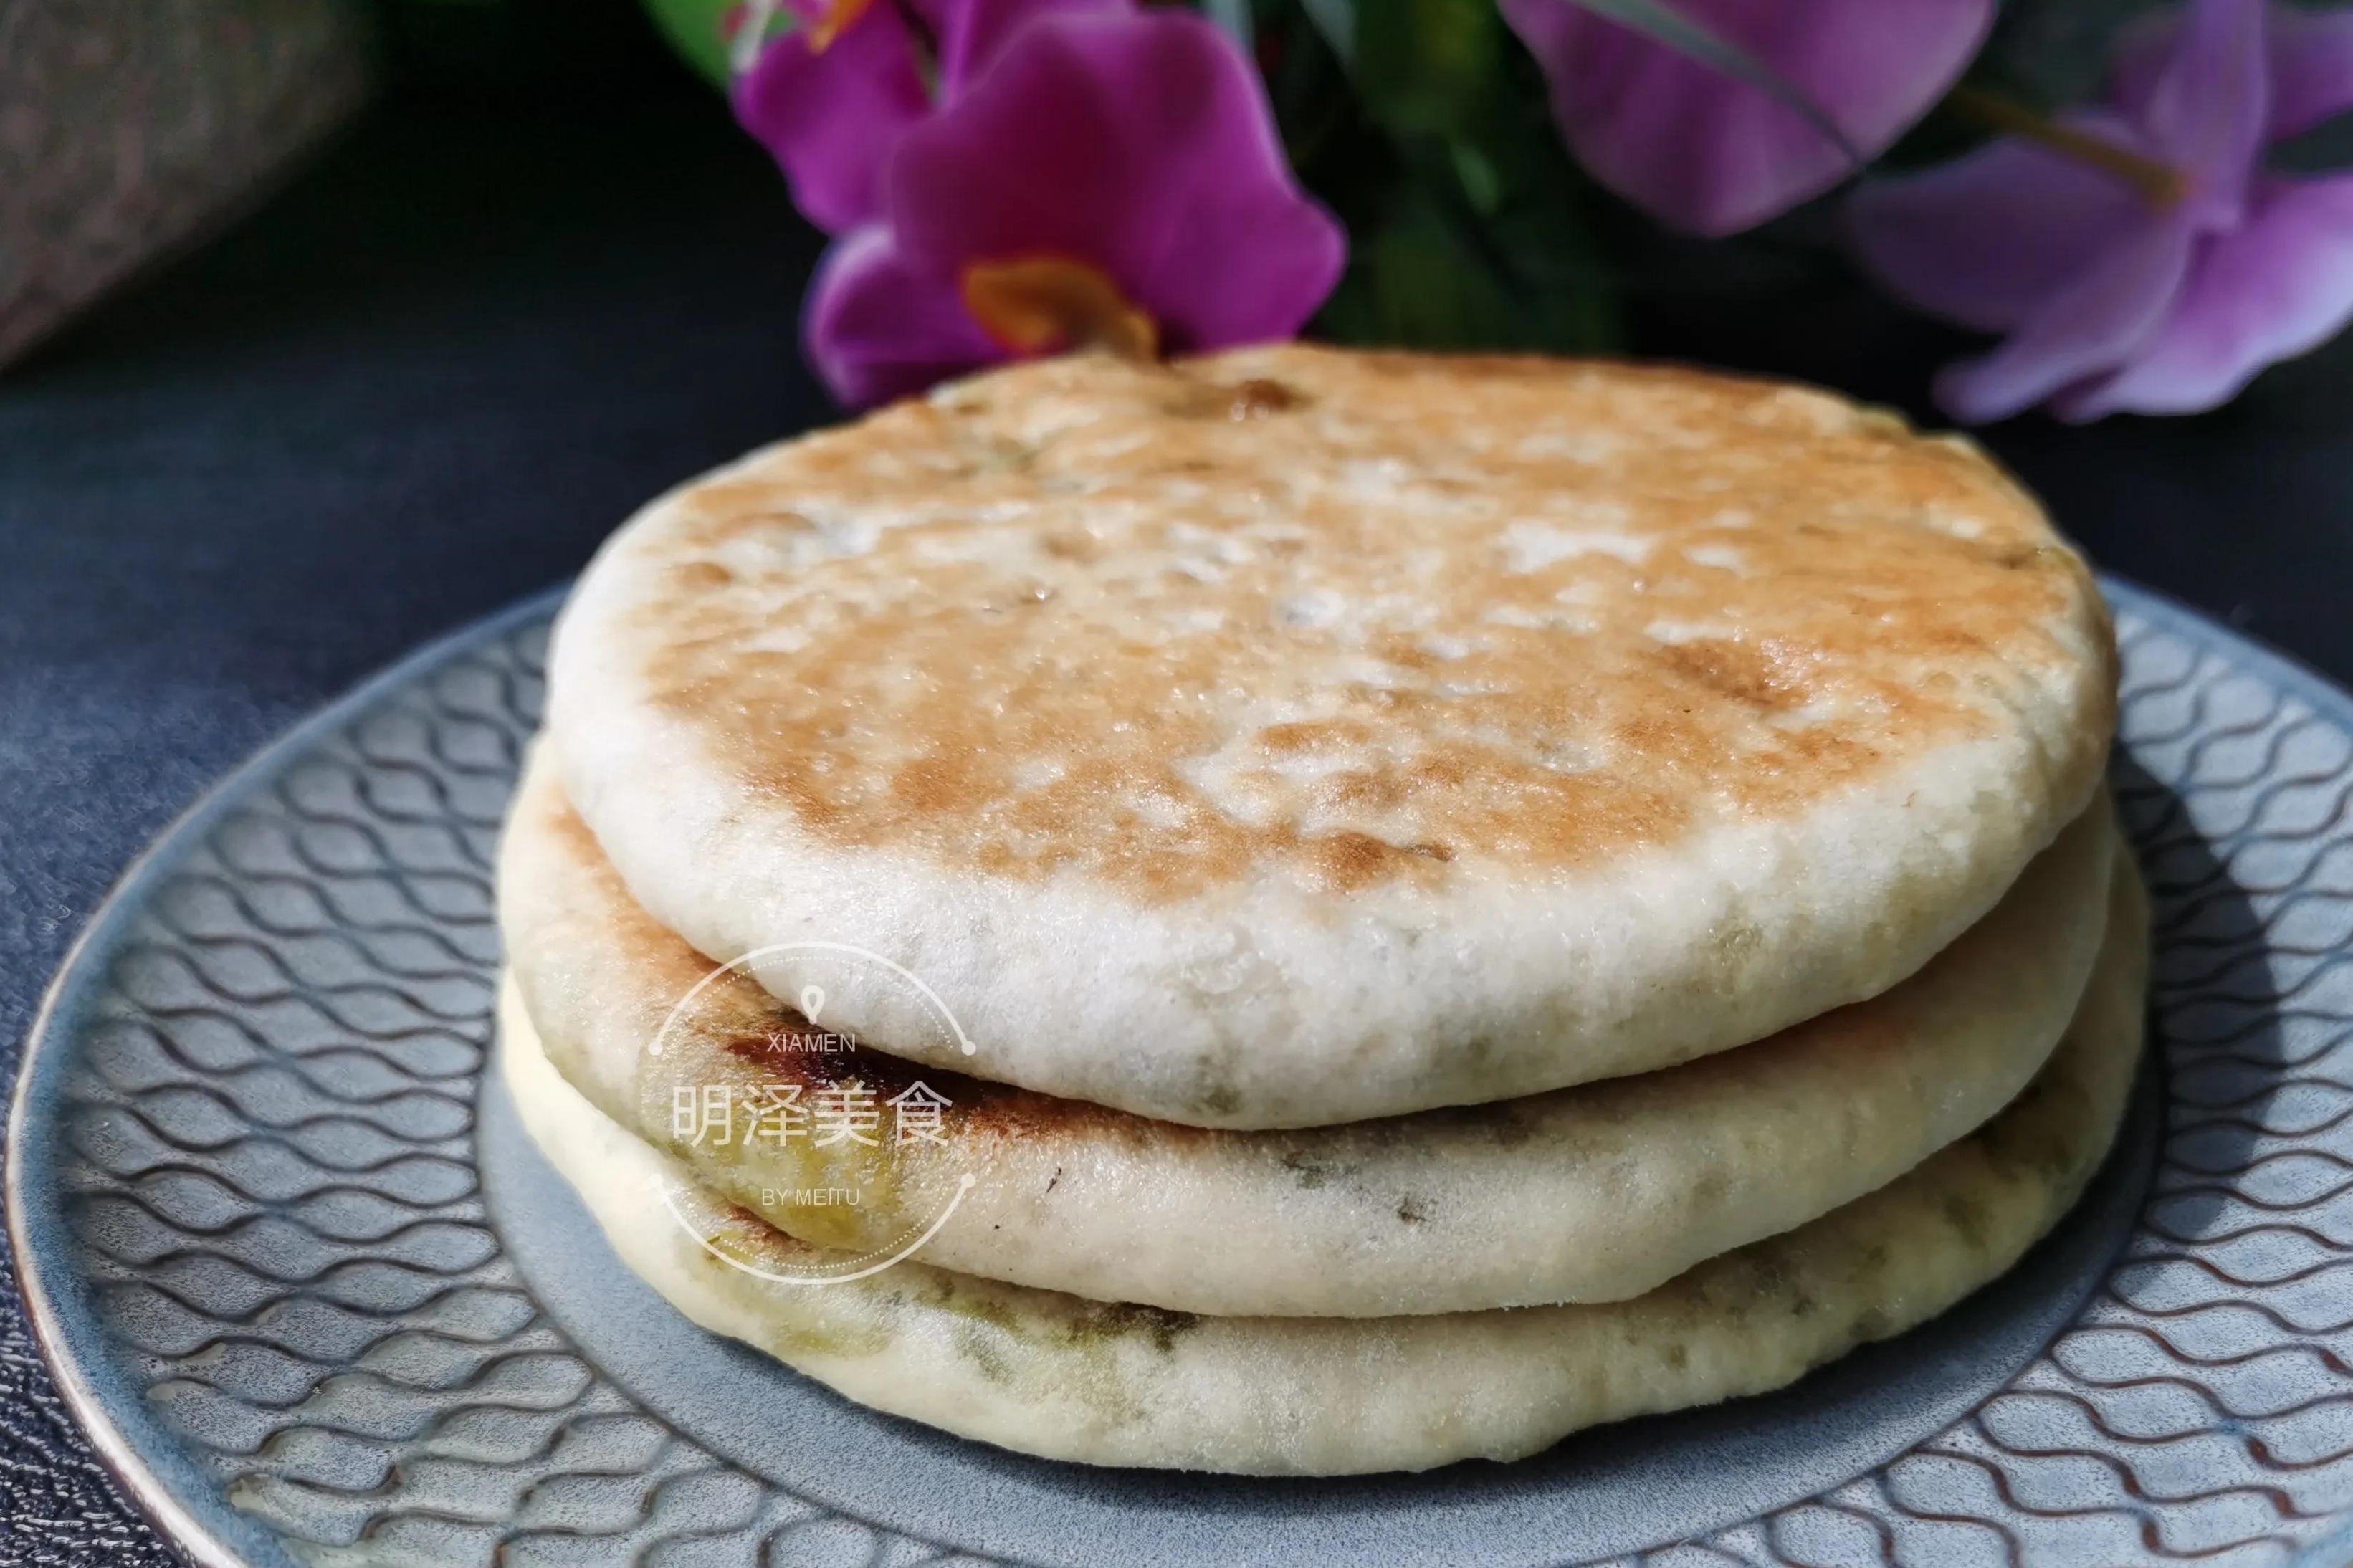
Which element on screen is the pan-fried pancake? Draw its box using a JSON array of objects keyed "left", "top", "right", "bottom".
[
  {"left": 502, "top": 747, "right": 2117, "bottom": 1316},
  {"left": 498, "top": 859, "right": 2147, "bottom": 1475},
  {"left": 547, "top": 347, "right": 2116, "bottom": 1127}
]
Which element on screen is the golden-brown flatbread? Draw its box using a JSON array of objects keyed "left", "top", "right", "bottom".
[{"left": 545, "top": 347, "right": 2115, "bottom": 1127}]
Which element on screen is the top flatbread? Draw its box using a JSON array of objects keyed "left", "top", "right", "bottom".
[{"left": 548, "top": 345, "right": 2116, "bottom": 1127}]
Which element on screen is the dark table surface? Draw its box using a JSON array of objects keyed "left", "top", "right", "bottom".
[{"left": 4, "top": 59, "right": 2352, "bottom": 1567}]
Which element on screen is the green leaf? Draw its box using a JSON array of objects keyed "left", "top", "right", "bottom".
[
  {"left": 1295, "top": 0, "right": 1356, "bottom": 64},
  {"left": 1261, "top": 0, "right": 1621, "bottom": 355},
  {"left": 1317, "top": 177, "right": 1617, "bottom": 355},
  {"left": 1352, "top": 0, "right": 1502, "bottom": 138},
  {"left": 639, "top": 0, "right": 738, "bottom": 86}
]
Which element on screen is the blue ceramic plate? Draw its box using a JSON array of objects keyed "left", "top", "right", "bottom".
[{"left": 12, "top": 580, "right": 2353, "bottom": 1568}]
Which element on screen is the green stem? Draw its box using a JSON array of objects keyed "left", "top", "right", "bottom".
[{"left": 1946, "top": 85, "right": 2187, "bottom": 209}]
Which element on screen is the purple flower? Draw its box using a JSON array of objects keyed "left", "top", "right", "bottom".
[
  {"left": 731, "top": 0, "right": 927, "bottom": 234},
  {"left": 803, "top": 9, "right": 1345, "bottom": 406},
  {"left": 1496, "top": 0, "right": 1993, "bottom": 236},
  {"left": 1849, "top": 0, "right": 2353, "bottom": 423},
  {"left": 732, "top": 0, "right": 1119, "bottom": 234}
]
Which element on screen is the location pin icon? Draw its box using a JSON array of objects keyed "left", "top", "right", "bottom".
[{"left": 800, "top": 985, "right": 825, "bottom": 1021}]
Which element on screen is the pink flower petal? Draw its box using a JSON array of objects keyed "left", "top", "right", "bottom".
[
  {"left": 2114, "top": 0, "right": 2353, "bottom": 144},
  {"left": 1934, "top": 215, "right": 2195, "bottom": 422},
  {"left": 803, "top": 224, "right": 1000, "bottom": 406},
  {"left": 2053, "top": 173, "right": 2353, "bottom": 419},
  {"left": 2109, "top": 0, "right": 2268, "bottom": 204},
  {"left": 1846, "top": 112, "right": 2153, "bottom": 333},
  {"left": 1496, "top": 0, "right": 1992, "bottom": 236},
  {"left": 2266, "top": 4, "right": 2353, "bottom": 138},
  {"left": 1861, "top": 0, "right": 2353, "bottom": 421},
  {"left": 884, "top": 10, "right": 1344, "bottom": 351},
  {"left": 935, "top": 0, "right": 1128, "bottom": 97},
  {"left": 733, "top": 7, "right": 931, "bottom": 234}
]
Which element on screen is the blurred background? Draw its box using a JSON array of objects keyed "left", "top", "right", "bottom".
[{"left": 14, "top": 0, "right": 2347, "bottom": 675}]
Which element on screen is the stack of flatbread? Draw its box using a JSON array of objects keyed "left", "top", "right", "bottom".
[{"left": 498, "top": 346, "right": 2142, "bottom": 1476}]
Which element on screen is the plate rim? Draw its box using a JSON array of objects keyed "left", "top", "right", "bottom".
[
  {"left": 4, "top": 569, "right": 2343, "bottom": 1568},
  {"left": 4, "top": 584, "right": 569, "bottom": 1568}
]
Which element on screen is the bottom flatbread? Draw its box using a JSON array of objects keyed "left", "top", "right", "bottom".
[{"left": 498, "top": 863, "right": 2147, "bottom": 1476}]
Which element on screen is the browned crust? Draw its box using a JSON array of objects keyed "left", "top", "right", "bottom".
[{"left": 624, "top": 346, "right": 2109, "bottom": 904}]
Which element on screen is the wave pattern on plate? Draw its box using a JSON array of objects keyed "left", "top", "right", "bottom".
[{"left": 29, "top": 591, "right": 2353, "bottom": 1567}]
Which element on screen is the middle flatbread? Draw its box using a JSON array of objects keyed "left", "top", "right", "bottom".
[{"left": 500, "top": 747, "right": 2115, "bottom": 1317}]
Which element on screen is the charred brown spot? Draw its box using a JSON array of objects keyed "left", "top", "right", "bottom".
[
  {"left": 891, "top": 754, "right": 991, "bottom": 814},
  {"left": 1306, "top": 830, "right": 1452, "bottom": 892},
  {"left": 1039, "top": 530, "right": 1102, "bottom": 563},
  {"left": 1258, "top": 720, "right": 1374, "bottom": 755},
  {"left": 1228, "top": 378, "right": 1301, "bottom": 419},
  {"left": 1660, "top": 639, "right": 1805, "bottom": 712},
  {"left": 1316, "top": 770, "right": 1407, "bottom": 812},
  {"left": 670, "top": 560, "right": 735, "bottom": 591}
]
